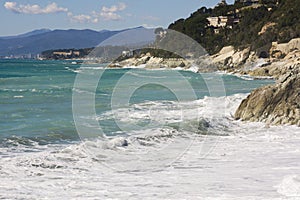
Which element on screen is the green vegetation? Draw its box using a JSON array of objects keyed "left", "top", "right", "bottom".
[{"left": 168, "top": 0, "right": 300, "bottom": 55}]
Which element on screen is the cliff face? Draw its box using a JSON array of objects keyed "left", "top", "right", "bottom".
[
  {"left": 208, "top": 37, "right": 300, "bottom": 126},
  {"left": 211, "top": 46, "right": 252, "bottom": 70},
  {"left": 270, "top": 38, "right": 300, "bottom": 56},
  {"left": 235, "top": 63, "right": 300, "bottom": 126},
  {"left": 212, "top": 38, "right": 300, "bottom": 77}
]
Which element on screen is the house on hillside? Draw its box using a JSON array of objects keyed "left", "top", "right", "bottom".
[{"left": 207, "top": 15, "right": 236, "bottom": 33}]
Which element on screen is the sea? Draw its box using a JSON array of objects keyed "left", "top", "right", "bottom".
[{"left": 1, "top": 59, "right": 300, "bottom": 199}]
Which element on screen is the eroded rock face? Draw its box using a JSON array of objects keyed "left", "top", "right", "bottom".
[
  {"left": 211, "top": 46, "right": 251, "bottom": 70},
  {"left": 235, "top": 64, "right": 300, "bottom": 126},
  {"left": 270, "top": 38, "right": 300, "bottom": 56},
  {"left": 249, "top": 51, "right": 300, "bottom": 78}
]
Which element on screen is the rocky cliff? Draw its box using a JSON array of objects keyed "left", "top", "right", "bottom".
[
  {"left": 211, "top": 38, "right": 300, "bottom": 126},
  {"left": 212, "top": 38, "right": 300, "bottom": 77},
  {"left": 235, "top": 62, "right": 300, "bottom": 126}
]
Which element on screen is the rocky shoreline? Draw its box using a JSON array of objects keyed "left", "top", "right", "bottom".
[
  {"left": 211, "top": 38, "right": 300, "bottom": 78},
  {"left": 213, "top": 38, "right": 300, "bottom": 126},
  {"left": 214, "top": 38, "right": 300, "bottom": 126},
  {"left": 109, "top": 38, "right": 300, "bottom": 126},
  {"left": 235, "top": 62, "right": 300, "bottom": 126},
  {"left": 109, "top": 53, "right": 191, "bottom": 70}
]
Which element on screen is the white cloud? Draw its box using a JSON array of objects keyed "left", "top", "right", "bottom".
[
  {"left": 68, "top": 12, "right": 97, "bottom": 23},
  {"left": 67, "top": 2, "right": 127, "bottom": 24},
  {"left": 70, "top": 14, "right": 91, "bottom": 23},
  {"left": 99, "top": 2, "right": 126, "bottom": 21},
  {"left": 101, "top": 3, "right": 126, "bottom": 13},
  {"left": 99, "top": 12, "right": 121, "bottom": 21},
  {"left": 4, "top": 2, "right": 68, "bottom": 14},
  {"left": 92, "top": 18, "right": 99, "bottom": 23}
]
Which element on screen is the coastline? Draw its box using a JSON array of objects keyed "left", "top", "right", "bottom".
[
  {"left": 19, "top": 36, "right": 299, "bottom": 127},
  {"left": 105, "top": 37, "right": 300, "bottom": 127}
]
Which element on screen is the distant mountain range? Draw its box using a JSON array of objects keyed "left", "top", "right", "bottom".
[
  {"left": 0, "top": 26, "right": 155, "bottom": 57},
  {"left": 0, "top": 29, "right": 52, "bottom": 40}
]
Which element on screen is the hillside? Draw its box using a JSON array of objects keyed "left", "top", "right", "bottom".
[
  {"left": 0, "top": 29, "right": 120, "bottom": 57},
  {"left": 0, "top": 29, "right": 51, "bottom": 39},
  {"left": 168, "top": 0, "right": 300, "bottom": 55},
  {"left": 0, "top": 27, "right": 155, "bottom": 57}
]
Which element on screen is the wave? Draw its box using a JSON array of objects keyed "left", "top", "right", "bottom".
[
  {"left": 1, "top": 94, "right": 247, "bottom": 150},
  {"left": 65, "top": 66, "right": 104, "bottom": 73},
  {"left": 0, "top": 87, "right": 71, "bottom": 94},
  {"left": 1, "top": 118, "right": 300, "bottom": 198},
  {"left": 125, "top": 71, "right": 168, "bottom": 79},
  {"left": 2, "top": 93, "right": 300, "bottom": 198},
  {"left": 13, "top": 95, "right": 24, "bottom": 98}
]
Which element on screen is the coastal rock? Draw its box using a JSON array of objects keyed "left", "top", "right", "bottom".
[
  {"left": 248, "top": 50, "right": 300, "bottom": 78},
  {"left": 235, "top": 63, "right": 300, "bottom": 126},
  {"left": 212, "top": 46, "right": 235, "bottom": 64},
  {"left": 232, "top": 47, "right": 251, "bottom": 66},
  {"left": 212, "top": 38, "right": 300, "bottom": 77},
  {"left": 270, "top": 38, "right": 300, "bottom": 57},
  {"left": 109, "top": 55, "right": 192, "bottom": 69},
  {"left": 212, "top": 46, "right": 251, "bottom": 70},
  {"left": 145, "top": 57, "right": 190, "bottom": 69}
]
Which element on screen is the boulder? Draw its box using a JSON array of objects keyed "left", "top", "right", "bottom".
[{"left": 235, "top": 63, "right": 300, "bottom": 126}]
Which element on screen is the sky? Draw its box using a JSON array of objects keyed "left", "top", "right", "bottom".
[{"left": 0, "top": 0, "right": 235, "bottom": 36}]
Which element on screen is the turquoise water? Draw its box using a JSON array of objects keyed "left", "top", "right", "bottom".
[{"left": 0, "top": 59, "right": 274, "bottom": 146}]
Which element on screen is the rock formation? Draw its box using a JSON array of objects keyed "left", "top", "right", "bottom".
[
  {"left": 211, "top": 46, "right": 251, "bottom": 70},
  {"left": 270, "top": 38, "right": 300, "bottom": 57},
  {"left": 211, "top": 38, "right": 300, "bottom": 77},
  {"left": 248, "top": 50, "right": 300, "bottom": 78},
  {"left": 109, "top": 54, "right": 191, "bottom": 69},
  {"left": 235, "top": 62, "right": 300, "bottom": 126}
]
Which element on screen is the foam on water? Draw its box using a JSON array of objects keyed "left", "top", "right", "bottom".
[
  {"left": 276, "top": 175, "right": 300, "bottom": 197},
  {"left": 0, "top": 60, "right": 295, "bottom": 199},
  {"left": 1, "top": 93, "right": 300, "bottom": 199}
]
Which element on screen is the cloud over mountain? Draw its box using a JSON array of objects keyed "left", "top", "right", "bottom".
[
  {"left": 68, "top": 2, "right": 127, "bottom": 23},
  {"left": 4, "top": 2, "right": 68, "bottom": 14},
  {"left": 98, "top": 2, "right": 127, "bottom": 21}
]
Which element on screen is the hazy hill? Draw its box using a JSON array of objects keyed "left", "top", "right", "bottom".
[
  {"left": 0, "top": 29, "right": 52, "bottom": 40},
  {"left": 0, "top": 27, "right": 155, "bottom": 56}
]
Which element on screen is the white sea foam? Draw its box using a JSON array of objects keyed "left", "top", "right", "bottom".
[
  {"left": 276, "top": 175, "right": 300, "bottom": 197},
  {"left": 123, "top": 64, "right": 146, "bottom": 69},
  {"left": 227, "top": 71, "right": 274, "bottom": 81},
  {"left": 13, "top": 95, "right": 24, "bottom": 98},
  {"left": 187, "top": 64, "right": 199, "bottom": 73},
  {"left": 1, "top": 94, "right": 300, "bottom": 199}
]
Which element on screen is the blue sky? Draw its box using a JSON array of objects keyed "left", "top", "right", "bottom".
[{"left": 1, "top": 0, "right": 234, "bottom": 36}]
